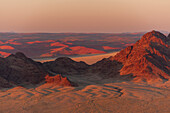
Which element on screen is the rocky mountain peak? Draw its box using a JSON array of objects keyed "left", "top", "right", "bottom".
[
  {"left": 135, "top": 30, "right": 168, "bottom": 47},
  {"left": 93, "top": 31, "right": 170, "bottom": 83}
]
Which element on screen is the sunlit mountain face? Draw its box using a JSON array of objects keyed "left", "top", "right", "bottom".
[{"left": 0, "top": 32, "right": 144, "bottom": 58}]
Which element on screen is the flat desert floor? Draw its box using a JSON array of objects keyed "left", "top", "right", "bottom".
[{"left": 0, "top": 52, "right": 170, "bottom": 113}]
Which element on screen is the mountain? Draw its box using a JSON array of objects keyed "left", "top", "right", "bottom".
[
  {"left": 0, "top": 52, "right": 74, "bottom": 88},
  {"left": 3, "top": 52, "right": 47, "bottom": 85},
  {"left": 41, "top": 30, "right": 170, "bottom": 83},
  {"left": 43, "top": 57, "right": 89, "bottom": 75},
  {"left": 91, "top": 30, "right": 170, "bottom": 83},
  {"left": 89, "top": 58, "right": 122, "bottom": 79}
]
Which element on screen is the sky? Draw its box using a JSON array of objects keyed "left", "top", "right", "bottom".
[{"left": 0, "top": 0, "right": 170, "bottom": 33}]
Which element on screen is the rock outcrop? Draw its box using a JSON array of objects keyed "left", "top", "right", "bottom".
[{"left": 45, "top": 74, "right": 77, "bottom": 86}]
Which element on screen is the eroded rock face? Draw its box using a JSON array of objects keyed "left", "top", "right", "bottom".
[
  {"left": 107, "top": 30, "right": 170, "bottom": 82},
  {"left": 43, "top": 57, "right": 89, "bottom": 75},
  {"left": 45, "top": 74, "right": 76, "bottom": 86}
]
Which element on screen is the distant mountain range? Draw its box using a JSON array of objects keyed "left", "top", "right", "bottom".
[{"left": 0, "top": 31, "right": 169, "bottom": 88}]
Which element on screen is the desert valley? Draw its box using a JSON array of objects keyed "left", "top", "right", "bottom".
[{"left": 0, "top": 30, "right": 169, "bottom": 113}]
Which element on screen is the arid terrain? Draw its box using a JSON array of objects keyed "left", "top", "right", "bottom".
[
  {"left": 0, "top": 31, "right": 169, "bottom": 113},
  {"left": 0, "top": 32, "right": 143, "bottom": 58},
  {"left": 0, "top": 78, "right": 170, "bottom": 113}
]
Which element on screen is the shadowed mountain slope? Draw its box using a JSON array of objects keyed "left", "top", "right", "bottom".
[
  {"left": 3, "top": 52, "right": 47, "bottom": 85},
  {"left": 0, "top": 76, "right": 13, "bottom": 88},
  {"left": 0, "top": 52, "right": 75, "bottom": 88},
  {"left": 43, "top": 57, "right": 89, "bottom": 75}
]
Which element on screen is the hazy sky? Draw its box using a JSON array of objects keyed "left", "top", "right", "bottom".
[{"left": 0, "top": 0, "right": 170, "bottom": 33}]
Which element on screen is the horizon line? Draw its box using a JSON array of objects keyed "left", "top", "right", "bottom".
[{"left": 0, "top": 30, "right": 168, "bottom": 34}]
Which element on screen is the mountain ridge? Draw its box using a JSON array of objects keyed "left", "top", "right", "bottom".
[{"left": 0, "top": 52, "right": 75, "bottom": 88}]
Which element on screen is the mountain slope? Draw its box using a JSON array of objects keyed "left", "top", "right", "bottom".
[
  {"left": 95, "top": 30, "right": 170, "bottom": 83},
  {"left": 116, "top": 31, "right": 169, "bottom": 82},
  {"left": 0, "top": 52, "right": 47, "bottom": 85},
  {"left": 43, "top": 57, "right": 89, "bottom": 75}
]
